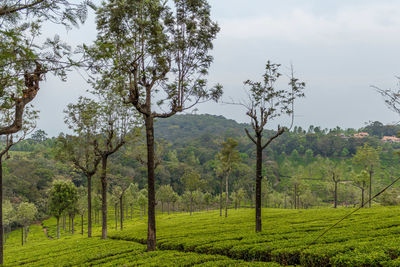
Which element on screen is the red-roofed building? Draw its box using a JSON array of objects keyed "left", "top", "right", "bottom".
[
  {"left": 353, "top": 132, "right": 369, "bottom": 138},
  {"left": 382, "top": 136, "right": 400, "bottom": 143}
]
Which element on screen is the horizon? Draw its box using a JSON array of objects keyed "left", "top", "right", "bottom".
[
  {"left": 31, "top": 0, "right": 400, "bottom": 136},
  {"left": 32, "top": 113, "right": 399, "bottom": 138}
]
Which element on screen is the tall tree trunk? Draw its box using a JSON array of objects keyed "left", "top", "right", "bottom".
[
  {"left": 284, "top": 194, "right": 287, "bottom": 209},
  {"left": 120, "top": 196, "right": 123, "bottom": 230},
  {"left": 361, "top": 188, "right": 365, "bottom": 208},
  {"left": 115, "top": 203, "right": 118, "bottom": 231},
  {"left": 21, "top": 227, "right": 23, "bottom": 246},
  {"left": 190, "top": 192, "right": 193, "bottom": 216},
  {"left": 225, "top": 173, "right": 229, "bottom": 218},
  {"left": 130, "top": 205, "right": 133, "bottom": 219},
  {"left": 145, "top": 115, "right": 156, "bottom": 251},
  {"left": 297, "top": 195, "right": 300, "bottom": 209},
  {"left": 57, "top": 217, "right": 60, "bottom": 239},
  {"left": 71, "top": 216, "right": 74, "bottom": 234},
  {"left": 24, "top": 225, "right": 28, "bottom": 244},
  {"left": 87, "top": 175, "right": 92, "bottom": 237},
  {"left": 255, "top": 136, "right": 262, "bottom": 232},
  {"left": 101, "top": 156, "right": 108, "bottom": 239},
  {"left": 369, "top": 170, "right": 373, "bottom": 208},
  {"left": 334, "top": 179, "right": 338, "bottom": 208},
  {"left": 219, "top": 176, "right": 223, "bottom": 216},
  {"left": 68, "top": 215, "right": 71, "bottom": 233},
  {"left": 81, "top": 214, "right": 84, "bottom": 235},
  {"left": 168, "top": 203, "right": 170, "bottom": 215},
  {"left": 0, "top": 159, "right": 3, "bottom": 264}
]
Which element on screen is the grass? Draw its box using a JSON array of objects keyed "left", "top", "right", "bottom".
[{"left": 4, "top": 207, "right": 400, "bottom": 266}]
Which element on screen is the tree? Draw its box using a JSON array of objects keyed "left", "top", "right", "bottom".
[
  {"left": 261, "top": 179, "right": 274, "bottom": 208},
  {"left": 379, "top": 188, "right": 400, "bottom": 206},
  {"left": 110, "top": 187, "right": 121, "bottom": 231},
  {"left": 0, "top": 1, "right": 92, "bottom": 136},
  {"left": 3, "top": 201, "right": 15, "bottom": 243},
  {"left": 231, "top": 192, "right": 238, "bottom": 209},
  {"left": 181, "top": 168, "right": 204, "bottom": 216},
  {"left": 77, "top": 187, "right": 87, "bottom": 235},
  {"left": 67, "top": 93, "right": 139, "bottom": 239},
  {"left": 92, "top": 193, "right": 102, "bottom": 225},
  {"left": 169, "top": 192, "right": 179, "bottom": 215},
  {"left": 156, "top": 185, "right": 175, "bottom": 214},
  {"left": 0, "top": 105, "right": 36, "bottom": 259},
  {"left": 137, "top": 190, "right": 148, "bottom": 219},
  {"left": 304, "top": 149, "right": 314, "bottom": 165},
  {"left": 352, "top": 170, "right": 369, "bottom": 207},
  {"left": 31, "top": 129, "right": 48, "bottom": 143},
  {"left": 126, "top": 183, "right": 139, "bottom": 219},
  {"left": 323, "top": 159, "right": 346, "bottom": 208},
  {"left": 192, "top": 190, "right": 204, "bottom": 211},
  {"left": 16, "top": 202, "right": 37, "bottom": 245},
  {"left": 236, "top": 188, "right": 246, "bottom": 209},
  {"left": 213, "top": 162, "right": 224, "bottom": 216},
  {"left": 89, "top": 0, "right": 222, "bottom": 251},
  {"left": 48, "top": 180, "right": 78, "bottom": 239},
  {"left": 290, "top": 174, "right": 305, "bottom": 209},
  {"left": 109, "top": 164, "right": 135, "bottom": 230},
  {"left": 57, "top": 97, "right": 102, "bottom": 238},
  {"left": 352, "top": 144, "right": 380, "bottom": 208},
  {"left": 0, "top": 2, "right": 92, "bottom": 264},
  {"left": 217, "top": 138, "right": 240, "bottom": 217},
  {"left": 203, "top": 192, "right": 213, "bottom": 211},
  {"left": 240, "top": 61, "right": 305, "bottom": 231},
  {"left": 66, "top": 196, "right": 78, "bottom": 234}
]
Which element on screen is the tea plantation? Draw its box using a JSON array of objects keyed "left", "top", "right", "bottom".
[{"left": 5, "top": 207, "right": 400, "bottom": 266}]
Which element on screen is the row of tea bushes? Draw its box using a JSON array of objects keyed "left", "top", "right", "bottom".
[{"left": 108, "top": 207, "right": 400, "bottom": 266}]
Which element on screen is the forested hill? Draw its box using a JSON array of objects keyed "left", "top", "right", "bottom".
[
  {"left": 5, "top": 115, "right": 400, "bottom": 219},
  {"left": 154, "top": 114, "right": 248, "bottom": 143}
]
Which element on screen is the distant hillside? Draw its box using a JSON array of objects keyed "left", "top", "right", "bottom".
[{"left": 154, "top": 114, "right": 248, "bottom": 143}]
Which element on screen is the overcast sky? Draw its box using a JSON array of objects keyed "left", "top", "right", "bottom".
[{"left": 33, "top": 0, "right": 400, "bottom": 136}]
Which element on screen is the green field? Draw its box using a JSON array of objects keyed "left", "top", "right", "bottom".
[{"left": 4, "top": 207, "right": 400, "bottom": 266}]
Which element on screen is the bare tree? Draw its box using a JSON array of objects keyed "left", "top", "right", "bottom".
[{"left": 239, "top": 61, "right": 305, "bottom": 232}]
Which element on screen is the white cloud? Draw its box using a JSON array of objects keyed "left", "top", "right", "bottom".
[{"left": 219, "top": 3, "right": 400, "bottom": 45}]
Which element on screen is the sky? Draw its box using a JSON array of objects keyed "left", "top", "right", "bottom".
[{"left": 33, "top": 0, "right": 400, "bottom": 136}]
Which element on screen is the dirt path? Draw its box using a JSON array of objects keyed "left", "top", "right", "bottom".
[{"left": 43, "top": 227, "right": 53, "bottom": 240}]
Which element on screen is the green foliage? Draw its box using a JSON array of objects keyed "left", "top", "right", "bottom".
[
  {"left": 353, "top": 144, "right": 380, "bottom": 172},
  {"left": 156, "top": 185, "right": 176, "bottom": 206},
  {"left": 217, "top": 138, "right": 240, "bottom": 174},
  {"left": 48, "top": 180, "right": 78, "bottom": 219},
  {"left": 90, "top": 0, "right": 222, "bottom": 115},
  {"left": 3, "top": 200, "right": 15, "bottom": 227},
  {"left": 16, "top": 202, "right": 37, "bottom": 226},
  {"left": 181, "top": 169, "right": 204, "bottom": 193},
  {"left": 77, "top": 187, "right": 87, "bottom": 215},
  {"left": 4, "top": 115, "right": 400, "bottom": 220}
]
